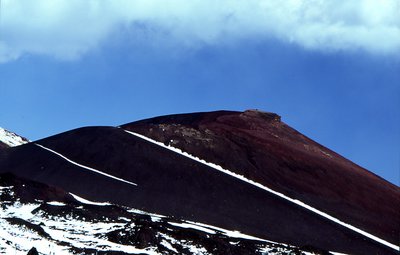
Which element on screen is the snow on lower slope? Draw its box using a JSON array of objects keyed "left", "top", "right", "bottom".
[
  {"left": 0, "top": 183, "right": 313, "bottom": 255},
  {"left": 124, "top": 130, "right": 400, "bottom": 252},
  {"left": 0, "top": 127, "right": 29, "bottom": 147},
  {"left": 0, "top": 190, "right": 157, "bottom": 254}
]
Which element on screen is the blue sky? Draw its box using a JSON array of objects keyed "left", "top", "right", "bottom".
[{"left": 0, "top": 0, "right": 399, "bottom": 185}]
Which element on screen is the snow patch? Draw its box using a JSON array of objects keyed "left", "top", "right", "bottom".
[
  {"left": 160, "top": 239, "right": 178, "bottom": 253},
  {"left": 69, "top": 193, "right": 112, "bottom": 206},
  {"left": 0, "top": 127, "right": 29, "bottom": 147},
  {"left": 46, "top": 201, "right": 66, "bottom": 206},
  {"left": 0, "top": 197, "right": 158, "bottom": 254}
]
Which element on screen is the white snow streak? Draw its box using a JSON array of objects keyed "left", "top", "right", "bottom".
[
  {"left": 160, "top": 239, "right": 178, "bottom": 253},
  {"left": 168, "top": 220, "right": 274, "bottom": 242},
  {"left": 168, "top": 222, "right": 217, "bottom": 235},
  {"left": 35, "top": 143, "right": 137, "bottom": 187},
  {"left": 124, "top": 130, "right": 399, "bottom": 251},
  {"left": 183, "top": 220, "right": 271, "bottom": 243},
  {"left": 46, "top": 201, "right": 66, "bottom": 206}
]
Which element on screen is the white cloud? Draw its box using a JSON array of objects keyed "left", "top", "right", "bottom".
[{"left": 0, "top": 0, "right": 399, "bottom": 62}]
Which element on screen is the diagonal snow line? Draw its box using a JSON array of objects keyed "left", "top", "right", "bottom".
[
  {"left": 35, "top": 143, "right": 137, "bottom": 187},
  {"left": 124, "top": 130, "right": 399, "bottom": 251}
]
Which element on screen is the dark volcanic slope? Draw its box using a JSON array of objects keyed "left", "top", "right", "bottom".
[
  {"left": 0, "top": 123, "right": 397, "bottom": 254},
  {"left": 122, "top": 110, "right": 400, "bottom": 245},
  {"left": 0, "top": 142, "right": 8, "bottom": 150}
]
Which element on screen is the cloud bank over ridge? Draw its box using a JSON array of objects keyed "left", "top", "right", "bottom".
[{"left": 0, "top": 0, "right": 399, "bottom": 62}]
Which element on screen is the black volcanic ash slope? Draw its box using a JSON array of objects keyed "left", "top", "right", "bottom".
[
  {"left": 0, "top": 142, "right": 8, "bottom": 150},
  {"left": 0, "top": 110, "right": 399, "bottom": 255},
  {"left": 123, "top": 110, "right": 400, "bottom": 244}
]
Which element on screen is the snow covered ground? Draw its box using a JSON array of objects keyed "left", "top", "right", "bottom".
[
  {"left": 0, "top": 127, "right": 29, "bottom": 147},
  {"left": 0, "top": 182, "right": 314, "bottom": 255},
  {"left": 0, "top": 201, "right": 157, "bottom": 254}
]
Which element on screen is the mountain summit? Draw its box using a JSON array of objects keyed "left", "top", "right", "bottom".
[{"left": 0, "top": 110, "right": 399, "bottom": 255}]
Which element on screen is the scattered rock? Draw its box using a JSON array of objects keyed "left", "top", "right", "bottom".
[{"left": 27, "top": 247, "right": 38, "bottom": 255}]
